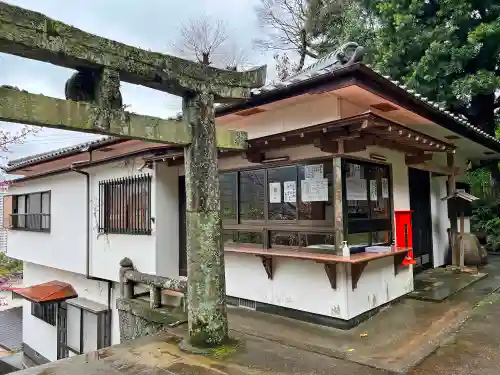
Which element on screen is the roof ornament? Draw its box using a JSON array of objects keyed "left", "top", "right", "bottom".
[{"left": 335, "top": 42, "right": 366, "bottom": 65}]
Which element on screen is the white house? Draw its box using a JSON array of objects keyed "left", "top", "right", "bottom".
[{"left": 3, "top": 49, "right": 499, "bottom": 364}]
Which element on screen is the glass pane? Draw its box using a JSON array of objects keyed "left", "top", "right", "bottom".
[
  {"left": 270, "top": 232, "right": 299, "bottom": 247},
  {"left": 17, "top": 196, "right": 25, "bottom": 227},
  {"left": 220, "top": 173, "right": 237, "bottom": 221},
  {"left": 368, "top": 166, "right": 390, "bottom": 219},
  {"left": 300, "top": 233, "right": 335, "bottom": 249},
  {"left": 223, "top": 231, "right": 263, "bottom": 247},
  {"left": 372, "top": 231, "right": 391, "bottom": 245},
  {"left": 237, "top": 232, "right": 263, "bottom": 246},
  {"left": 67, "top": 305, "right": 81, "bottom": 352},
  {"left": 298, "top": 162, "right": 333, "bottom": 221},
  {"left": 346, "top": 232, "right": 370, "bottom": 247},
  {"left": 41, "top": 193, "right": 50, "bottom": 213},
  {"left": 345, "top": 162, "right": 369, "bottom": 220},
  {"left": 223, "top": 230, "right": 237, "bottom": 246},
  {"left": 83, "top": 311, "right": 98, "bottom": 352},
  {"left": 41, "top": 193, "right": 50, "bottom": 230},
  {"left": 27, "top": 193, "right": 41, "bottom": 213},
  {"left": 239, "top": 170, "right": 265, "bottom": 220},
  {"left": 268, "top": 166, "right": 297, "bottom": 221}
]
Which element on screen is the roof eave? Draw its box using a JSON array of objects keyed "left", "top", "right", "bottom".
[
  {"left": 352, "top": 65, "right": 500, "bottom": 155},
  {"left": 216, "top": 63, "right": 500, "bottom": 155},
  {"left": 4, "top": 138, "right": 125, "bottom": 173}
]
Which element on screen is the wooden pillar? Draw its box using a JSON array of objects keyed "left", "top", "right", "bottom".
[
  {"left": 459, "top": 212, "right": 465, "bottom": 268},
  {"left": 183, "top": 92, "right": 228, "bottom": 347},
  {"left": 333, "top": 157, "right": 344, "bottom": 253},
  {"left": 447, "top": 151, "right": 458, "bottom": 266}
]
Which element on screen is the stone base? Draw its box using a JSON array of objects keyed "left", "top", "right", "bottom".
[{"left": 116, "top": 298, "right": 187, "bottom": 342}]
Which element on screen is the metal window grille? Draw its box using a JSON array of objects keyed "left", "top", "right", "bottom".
[
  {"left": 31, "top": 302, "right": 57, "bottom": 326},
  {"left": 98, "top": 175, "right": 152, "bottom": 235}
]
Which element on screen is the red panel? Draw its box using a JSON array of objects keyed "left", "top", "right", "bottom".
[
  {"left": 395, "top": 210, "right": 413, "bottom": 249},
  {"left": 395, "top": 210, "right": 415, "bottom": 265}
]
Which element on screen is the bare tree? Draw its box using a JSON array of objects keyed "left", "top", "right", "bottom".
[
  {"left": 172, "top": 16, "right": 250, "bottom": 70},
  {"left": 273, "top": 52, "right": 298, "bottom": 81},
  {"left": 220, "top": 41, "right": 250, "bottom": 71},
  {"left": 254, "top": 0, "right": 350, "bottom": 71},
  {"left": 254, "top": 0, "right": 317, "bottom": 71}
]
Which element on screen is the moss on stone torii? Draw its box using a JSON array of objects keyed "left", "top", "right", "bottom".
[
  {"left": 0, "top": 86, "right": 248, "bottom": 149},
  {"left": 0, "top": 3, "right": 266, "bottom": 99},
  {"left": 0, "top": 2, "right": 268, "bottom": 349}
]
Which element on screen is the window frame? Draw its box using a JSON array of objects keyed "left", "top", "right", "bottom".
[
  {"left": 57, "top": 301, "right": 111, "bottom": 359},
  {"left": 11, "top": 191, "right": 51, "bottom": 232},
  {"left": 31, "top": 302, "right": 57, "bottom": 326},
  {"left": 341, "top": 158, "right": 394, "bottom": 248},
  {"left": 98, "top": 175, "right": 152, "bottom": 235},
  {"left": 220, "top": 157, "right": 336, "bottom": 250}
]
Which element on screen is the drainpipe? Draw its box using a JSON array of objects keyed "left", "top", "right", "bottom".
[{"left": 70, "top": 151, "right": 113, "bottom": 319}]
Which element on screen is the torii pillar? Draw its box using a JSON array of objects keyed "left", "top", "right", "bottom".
[{"left": 183, "top": 92, "right": 228, "bottom": 346}]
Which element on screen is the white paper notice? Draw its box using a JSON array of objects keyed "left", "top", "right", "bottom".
[
  {"left": 301, "top": 179, "right": 328, "bottom": 202},
  {"left": 346, "top": 178, "right": 367, "bottom": 201},
  {"left": 269, "top": 182, "right": 281, "bottom": 203},
  {"left": 370, "top": 180, "right": 378, "bottom": 201},
  {"left": 283, "top": 181, "right": 297, "bottom": 203},
  {"left": 381, "top": 178, "right": 389, "bottom": 198},
  {"left": 304, "top": 164, "right": 324, "bottom": 180}
]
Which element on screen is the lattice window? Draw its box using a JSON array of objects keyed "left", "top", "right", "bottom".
[{"left": 98, "top": 175, "right": 152, "bottom": 235}]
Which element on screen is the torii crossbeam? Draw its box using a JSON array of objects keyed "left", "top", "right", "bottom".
[{"left": 0, "top": 2, "right": 267, "bottom": 347}]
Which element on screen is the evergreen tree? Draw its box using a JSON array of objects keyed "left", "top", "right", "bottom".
[{"left": 365, "top": 0, "right": 500, "bottom": 135}]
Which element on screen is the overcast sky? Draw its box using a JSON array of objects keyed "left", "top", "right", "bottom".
[{"left": 0, "top": 0, "right": 275, "bottom": 162}]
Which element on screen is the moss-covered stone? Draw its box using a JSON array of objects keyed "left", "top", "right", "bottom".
[
  {"left": 0, "top": 2, "right": 266, "bottom": 99},
  {"left": 0, "top": 86, "right": 247, "bottom": 148},
  {"left": 183, "top": 92, "right": 228, "bottom": 347}
]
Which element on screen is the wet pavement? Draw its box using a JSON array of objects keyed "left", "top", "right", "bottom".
[
  {"left": 9, "top": 259, "right": 500, "bottom": 375},
  {"left": 11, "top": 330, "right": 393, "bottom": 375},
  {"left": 408, "top": 267, "right": 487, "bottom": 302},
  {"left": 227, "top": 259, "right": 500, "bottom": 373},
  {"left": 409, "top": 292, "right": 500, "bottom": 375}
]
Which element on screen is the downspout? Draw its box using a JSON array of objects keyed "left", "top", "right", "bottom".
[{"left": 70, "top": 150, "right": 113, "bottom": 329}]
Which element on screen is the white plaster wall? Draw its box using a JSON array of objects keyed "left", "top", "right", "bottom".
[
  {"left": 8, "top": 157, "right": 178, "bottom": 283},
  {"left": 225, "top": 253, "right": 351, "bottom": 319},
  {"left": 154, "top": 163, "right": 180, "bottom": 278},
  {"left": 431, "top": 176, "right": 449, "bottom": 267},
  {"left": 346, "top": 257, "right": 413, "bottom": 319},
  {"left": 22, "top": 262, "right": 120, "bottom": 362},
  {"left": 218, "top": 94, "right": 341, "bottom": 139},
  {"left": 7, "top": 174, "right": 87, "bottom": 274},
  {"left": 88, "top": 159, "right": 157, "bottom": 282}
]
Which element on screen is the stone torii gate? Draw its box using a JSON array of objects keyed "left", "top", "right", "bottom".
[{"left": 0, "top": 3, "right": 266, "bottom": 347}]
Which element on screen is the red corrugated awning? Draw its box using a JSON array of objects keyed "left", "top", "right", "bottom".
[{"left": 12, "top": 280, "right": 77, "bottom": 303}]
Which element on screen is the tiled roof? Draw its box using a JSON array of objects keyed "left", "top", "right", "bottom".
[
  {"left": 4, "top": 136, "right": 117, "bottom": 171},
  {"left": 12, "top": 280, "right": 77, "bottom": 303},
  {"left": 245, "top": 42, "right": 499, "bottom": 146},
  {"left": 0, "top": 307, "right": 22, "bottom": 351}
]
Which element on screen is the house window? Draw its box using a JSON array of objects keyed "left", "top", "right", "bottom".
[
  {"left": 11, "top": 191, "right": 50, "bottom": 232},
  {"left": 98, "top": 175, "right": 152, "bottom": 235},
  {"left": 31, "top": 302, "right": 57, "bottom": 326},
  {"left": 220, "top": 160, "right": 334, "bottom": 250},
  {"left": 342, "top": 159, "right": 393, "bottom": 249}
]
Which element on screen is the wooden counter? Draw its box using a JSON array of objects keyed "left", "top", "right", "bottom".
[{"left": 225, "top": 246, "right": 411, "bottom": 290}]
